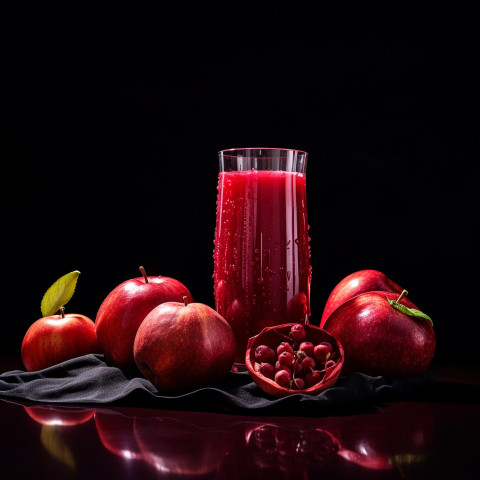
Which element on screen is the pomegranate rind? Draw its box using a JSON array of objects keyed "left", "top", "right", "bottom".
[{"left": 245, "top": 323, "right": 344, "bottom": 397}]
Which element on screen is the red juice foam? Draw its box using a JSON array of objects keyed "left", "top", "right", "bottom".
[{"left": 213, "top": 170, "right": 311, "bottom": 364}]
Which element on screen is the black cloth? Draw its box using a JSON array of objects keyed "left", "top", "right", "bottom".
[{"left": 0, "top": 354, "right": 435, "bottom": 416}]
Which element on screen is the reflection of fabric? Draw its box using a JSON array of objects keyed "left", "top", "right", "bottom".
[{"left": 0, "top": 354, "right": 435, "bottom": 416}]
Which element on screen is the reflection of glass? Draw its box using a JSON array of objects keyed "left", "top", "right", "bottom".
[{"left": 214, "top": 148, "right": 311, "bottom": 368}]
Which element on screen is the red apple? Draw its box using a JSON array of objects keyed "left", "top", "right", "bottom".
[
  {"left": 323, "top": 290, "right": 436, "bottom": 376},
  {"left": 21, "top": 307, "right": 98, "bottom": 372},
  {"left": 24, "top": 405, "right": 95, "bottom": 426},
  {"left": 133, "top": 297, "right": 236, "bottom": 393},
  {"left": 320, "top": 270, "right": 404, "bottom": 327},
  {"left": 95, "top": 266, "right": 194, "bottom": 368}
]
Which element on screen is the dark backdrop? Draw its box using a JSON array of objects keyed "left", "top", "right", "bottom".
[{"left": 2, "top": 4, "right": 478, "bottom": 368}]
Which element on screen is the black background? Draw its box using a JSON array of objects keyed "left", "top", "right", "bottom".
[{"left": 2, "top": 4, "right": 479, "bottom": 368}]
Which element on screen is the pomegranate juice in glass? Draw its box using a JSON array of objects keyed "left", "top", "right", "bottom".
[{"left": 213, "top": 148, "right": 311, "bottom": 369}]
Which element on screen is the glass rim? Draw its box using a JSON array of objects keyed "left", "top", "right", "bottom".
[{"left": 218, "top": 147, "right": 308, "bottom": 156}]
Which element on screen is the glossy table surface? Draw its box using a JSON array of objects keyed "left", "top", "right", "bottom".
[{"left": 1, "top": 360, "right": 479, "bottom": 480}]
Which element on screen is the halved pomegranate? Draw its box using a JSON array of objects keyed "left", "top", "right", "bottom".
[{"left": 246, "top": 323, "right": 344, "bottom": 397}]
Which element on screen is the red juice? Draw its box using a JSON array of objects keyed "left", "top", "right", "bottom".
[{"left": 213, "top": 170, "right": 311, "bottom": 364}]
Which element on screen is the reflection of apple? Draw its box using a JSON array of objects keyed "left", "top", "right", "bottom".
[
  {"left": 286, "top": 292, "right": 308, "bottom": 323},
  {"left": 333, "top": 402, "right": 434, "bottom": 471},
  {"left": 214, "top": 279, "right": 229, "bottom": 318},
  {"left": 134, "top": 298, "right": 235, "bottom": 393},
  {"left": 225, "top": 299, "right": 247, "bottom": 364},
  {"left": 324, "top": 290, "right": 435, "bottom": 376},
  {"left": 94, "top": 409, "right": 142, "bottom": 460},
  {"left": 24, "top": 405, "right": 95, "bottom": 426},
  {"left": 320, "top": 270, "right": 404, "bottom": 327},
  {"left": 133, "top": 416, "right": 232, "bottom": 475},
  {"left": 96, "top": 266, "right": 194, "bottom": 368},
  {"left": 21, "top": 308, "right": 98, "bottom": 371}
]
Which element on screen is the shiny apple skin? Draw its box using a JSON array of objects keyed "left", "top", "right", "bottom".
[
  {"left": 133, "top": 301, "right": 236, "bottom": 393},
  {"left": 96, "top": 275, "right": 194, "bottom": 368},
  {"left": 320, "top": 270, "right": 404, "bottom": 327},
  {"left": 323, "top": 291, "right": 436, "bottom": 376},
  {"left": 21, "top": 313, "right": 98, "bottom": 372}
]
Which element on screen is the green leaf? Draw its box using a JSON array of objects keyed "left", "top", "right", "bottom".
[
  {"left": 41, "top": 271, "right": 80, "bottom": 317},
  {"left": 388, "top": 299, "right": 433, "bottom": 326}
]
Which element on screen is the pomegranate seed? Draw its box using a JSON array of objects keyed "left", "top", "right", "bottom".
[
  {"left": 301, "top": 356, "right": 316, "bottom": 371},
  {"left": 305, "top": 370, "right": 323, "bottom": 387},
  {"left": 274, "top": 360, "right": 290, "bottom": 373},
  {"left": 277, "top": 341, "right": 294, "bottom": 356},
  {"left": 255, "top": 345, "right": 276, "bottom": 364},
  {"left": 293, "top": 377, "right": 306, "bottom": 390},
  {"left": 290, "top": 324, "right": 306, "bottom": 341},
  {"left": 275, "top": 369, "right": 291, "bottom": 388},
  {"left": 313, "top": 342, "right": 333, "bottom": 363},
  {"left": 293, "top": 361, "right": 304, "bottom": 376},
  {"left": 298, "top": 341, "right": 314, "bottom": 357},
  {"left": 278, "top": 351, "right": 295, "bottom": 367},
  {"left": 259, "top": 362, "right": 276, "bottom": 379}
]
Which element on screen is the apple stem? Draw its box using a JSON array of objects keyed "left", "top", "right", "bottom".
[
  {"left": 396, "top": 289, "right": 408, "bottom": 303},
  {"left": 183, "top": 296, "right": 189, "bottom": 306},
  {"left": 60, "top": 307, "right": 65, "bottom": 319},
  {"left": 139, "top": 266, "right": 148, "bottom": 283}
]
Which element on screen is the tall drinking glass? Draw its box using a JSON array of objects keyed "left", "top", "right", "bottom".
[{"left": 213, "top": 148, "right": 311, "bottom": 370}]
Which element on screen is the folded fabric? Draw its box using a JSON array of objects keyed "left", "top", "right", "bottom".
[{"left": 0, "top": 354, "right": 435, "bottom": 416}]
